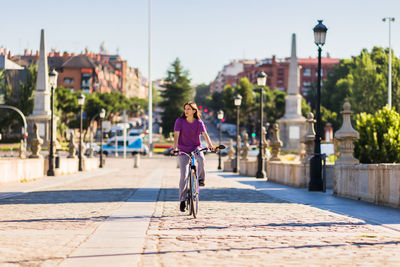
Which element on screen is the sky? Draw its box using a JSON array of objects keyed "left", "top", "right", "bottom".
[{"left": 1, "top": 0, "right": 399, "bottom": 85}]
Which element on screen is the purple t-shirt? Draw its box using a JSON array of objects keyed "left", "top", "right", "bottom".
[{"left": 174, "top": 117, "right": 206, "bottom": 153}]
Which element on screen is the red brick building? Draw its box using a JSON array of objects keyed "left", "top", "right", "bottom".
[
  {"left": 211, "top": 56, "right": 340, "bottom": 96},
  {"left": 11, "top": 50, "right": 147, "bottom": 98}
]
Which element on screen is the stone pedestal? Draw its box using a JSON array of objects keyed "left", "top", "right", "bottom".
[
  {"left": 334, "top": 102, "right": 359, "bottom": 165},
  {"left": 277, "top": 118, "right": 306, "bottom": 153}
]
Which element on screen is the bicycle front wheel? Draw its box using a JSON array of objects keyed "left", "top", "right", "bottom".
[{"left": 190, "top": 168, "right": 199, "bottom": 218}]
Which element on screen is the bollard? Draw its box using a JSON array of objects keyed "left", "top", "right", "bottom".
[
  {"left": 321, "top": 153, "right": 327, "bottom": 193},
  {"left": 133, "top": 153, "right": 140, "bottom": 168}
]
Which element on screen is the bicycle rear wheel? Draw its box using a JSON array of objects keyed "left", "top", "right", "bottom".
[
  {"left": 190, "top": 169, "right": 199, "bottom": 218},
  {"left": 188, "top": 171, "right": 193, "bottom": 216}
]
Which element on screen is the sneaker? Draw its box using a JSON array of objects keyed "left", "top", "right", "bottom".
[
  {"left": 180, "top": 201, "right": 186, "bottom": 212},
  {"left": 199, "top": 180, "right": 205, "bottom": 187}
]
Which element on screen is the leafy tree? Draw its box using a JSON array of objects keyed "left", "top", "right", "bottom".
[
  {"left": 316, "top": 47, "right": 400, "bottom": 132},
  {"left": 209, "top": 91, "right": 223, "bottom": 114},
  {"left": 151, "top": 85, "right": 161, "bottom": 109},
  {"left": 0, "top": 65, "right": 36, "bottom": 138},
  {"left": 222, "top": 84, "right": 236, "bottom": 123},
  {"left": 160, "top": 58, "right": 193, "bottom": 137},
  {"left": 354, "top": 105, "right": 400, "bottom": 163},
  {"left": 236, "top": 78, "right": 255, "bottom": 125},
  {"left": 194, "top": 83, "right": 211, "bottom": 108},
  {"left": 347, "top": 49, "right": 387, "bottom": 115}
]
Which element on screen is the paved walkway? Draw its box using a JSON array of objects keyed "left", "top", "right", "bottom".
[{"left": 0, "top": 155, "right": 399, "bottom": 266}]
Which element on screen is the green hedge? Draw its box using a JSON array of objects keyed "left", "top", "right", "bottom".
[{"left": 354, "top": 106, "right": 400, "bottom": 163}]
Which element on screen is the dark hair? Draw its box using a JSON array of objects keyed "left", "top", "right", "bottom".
[{"left": 180, "top": 101, "right": 201, "bottom": 120}]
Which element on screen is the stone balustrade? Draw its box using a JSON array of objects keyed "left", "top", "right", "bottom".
[{"left": 1, "top": 157, "right": 99, "bottom": 185}]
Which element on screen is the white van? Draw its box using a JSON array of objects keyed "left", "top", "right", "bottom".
[{"left": 102, "top": 136, "right": 148, "bottom": 156}]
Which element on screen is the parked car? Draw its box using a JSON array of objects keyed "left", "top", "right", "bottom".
[
  {"left": 84, "top": 143, "right": 100, "bottom": 156},
  {"left": 128, "top": 128, "right": 145, "bottom": 137}
]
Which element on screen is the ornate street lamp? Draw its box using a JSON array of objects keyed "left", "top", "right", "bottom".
[
  {"left": 217, "top": 109, "right": 224, "bottom": 170},
  {"left": 78, "top": 93, "right": 85, "bottom": 172},
  {"left": 256, "top": 71, "right": 267, "bottom": 178},
  {"left": 47, "top": 69, "right": 58, "bottom": 176},
  {"left": 99, "top": 108, "right": 106, "bottom": 168},
  {"left": 309, "top": 20, "right": 327, "bottom": 191},
  {"left": 233, "top": 95, "right": 242, "bottom": 173}
]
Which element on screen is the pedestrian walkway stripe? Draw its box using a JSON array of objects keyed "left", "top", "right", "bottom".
[{"left": 59, "top": 168, "right": 164, "bottom": 267}]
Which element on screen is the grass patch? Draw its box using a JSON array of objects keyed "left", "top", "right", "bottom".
[{"left": 0, "top": 143, "right": 20, "bottom": 151}]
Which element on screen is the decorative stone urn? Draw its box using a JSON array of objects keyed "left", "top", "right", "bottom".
[
  {"left": 261, "top": 126, "right": 269, "bottom": 158},
  {"left": 302, "top": 112, "right": 316, "bottom": 163},
  {"left": 227, "top": 138, "right": 235, "bottom": 160},
  {"left": 19, "top": 139, "right": 26, "bottom": 159},
  {"left": 241, "top": 133, "right": 250, "bottom": 160},
  {"left": 269, "top": 123, "right": 282, "bottom": 161},
  {"left": 334, "top": 102, "right": 359, "bottom": 165},
  {"left": 67, "top": 132, "right": 76, "bottom": 158},
  {"left": 29, "top": 123, "right": 43, "bottom": 158}
]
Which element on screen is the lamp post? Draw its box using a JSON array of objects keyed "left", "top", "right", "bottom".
[
  {"left": 217, "top": 110, "right": 224, "bottom": 170},
  {"left": 47, "top": 69, "right": 58, "bottom": 176},
  {"left": 256, "top": 71, "right": 267, "bottom": 178},
  {"left": 233, "top": 95, "right": 242, "bottom": 173},
  {"left": 383, "top": 17, "right": 395, "bottom": 108},
  {"left": 78, "top": 93, "right": 85, "bottom": 172},
  {"left": 309, "top": 20, "right": 327, "bottom": 191},
  {"left": 99, "top": 108, "right": 106, "bottom": 168}
]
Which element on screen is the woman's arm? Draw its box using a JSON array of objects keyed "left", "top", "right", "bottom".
[
  {"left": 173, "top": 131, "right": 180, "bottom": 151},
  {"left": 202, "top": 131, "right": 214, "bottom": 150}
]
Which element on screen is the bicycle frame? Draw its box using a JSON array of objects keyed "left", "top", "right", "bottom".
[
  {"left": 179, "top": 148, "right": 208, "bottom": 218},
  {"left": 174, "top": 145, "right": 225, "bottom": 218}
]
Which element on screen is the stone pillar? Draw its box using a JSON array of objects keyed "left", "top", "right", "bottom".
[
  {"left": 276, "top": 33, "right": 306, "bottom": 152},
  {"left": 27, "top": 29, "right": 52, "bottom": 147},
  {"left": 269, "top": 123, "right": 282, "bottom": 161},
  {"left": 334, "top": 102, "right": 359, "bottom": 165}
]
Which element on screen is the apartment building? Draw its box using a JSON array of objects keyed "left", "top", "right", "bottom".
[{"left": 211, "top": 56, "right": 340, "bottom": 96}]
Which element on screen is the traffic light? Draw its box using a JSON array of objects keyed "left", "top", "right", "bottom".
[
  {"left": 251, "top": 133, "right": 256, "bottom": 137},
  {"left": 204, "top": 108, "right": 208, "bottom": 113},
  {"left": 199, "top": 105, "right": 203, "bottom": 110}
]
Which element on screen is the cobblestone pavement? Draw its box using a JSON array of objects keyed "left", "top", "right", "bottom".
[
  {"left": 140, "top": 155, "right": 400, "bottom": 267},
  {"left": 1, "top": 154, "right": 400, "bottom": 266},
  {"left": 0, "top": 156, "right": 167, "bottom": 266}
]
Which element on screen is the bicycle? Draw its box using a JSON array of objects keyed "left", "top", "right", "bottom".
[{"left": 174, "top": 145, "right": 225, "bottom": 218}]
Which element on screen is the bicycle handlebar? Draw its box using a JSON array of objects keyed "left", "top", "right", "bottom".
[{"left": 171, "top": 145, "right": 225, "bottom": 157}]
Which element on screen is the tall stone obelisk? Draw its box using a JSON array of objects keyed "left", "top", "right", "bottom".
[
  {"left": 277, "top": 33, "right": 306, "bottom": 152},
  {"left": 27, "top": 29, "right": 51, "bottom": 146}
]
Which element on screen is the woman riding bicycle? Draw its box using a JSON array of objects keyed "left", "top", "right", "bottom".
[{"left": 173, "top": 101, "right": 215, "bottom": 212}]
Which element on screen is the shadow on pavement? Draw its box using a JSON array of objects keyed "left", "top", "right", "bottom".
[
  {"left": 222, "top": 174, "right": 400, "bottom": 230},
  {"left": 62, "top": 240, "right": 400, "bottom": 259},
  {"left": 0, "top": 186, "right": 285, "bottom": 205}
]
